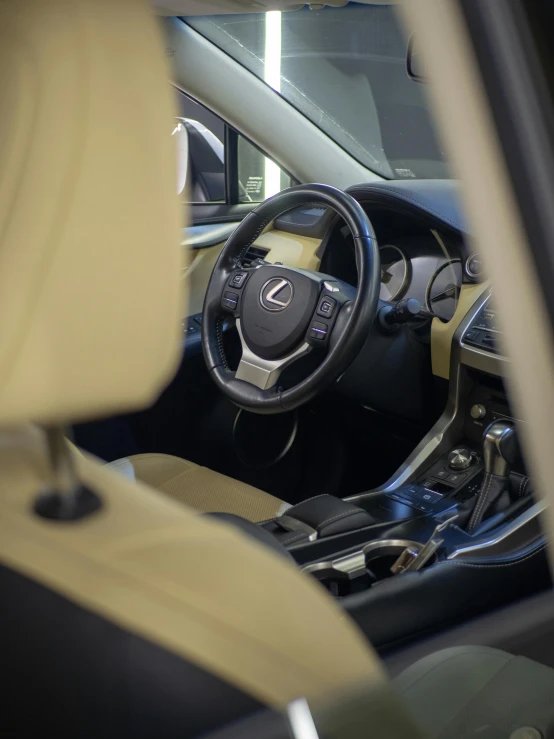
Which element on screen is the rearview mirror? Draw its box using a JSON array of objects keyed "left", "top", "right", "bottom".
[
  {"left": 172, "top": 119, "right": 189, "bottom": 195},
  {"left": 407, "top": 34, "right": 426, "bottom": 83}
]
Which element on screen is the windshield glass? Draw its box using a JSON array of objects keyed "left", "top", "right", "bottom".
[{"left": 185, "top": 3, "right": 447, "bottom": 180}]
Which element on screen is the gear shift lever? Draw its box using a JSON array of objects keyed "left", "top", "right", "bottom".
[{"left": 467, "top": 420, "right": 518, "bottom": 533}]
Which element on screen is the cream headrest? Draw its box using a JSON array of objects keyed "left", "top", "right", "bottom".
[{"left": 0, "top": 0, "right": 183, "bottom": 426}]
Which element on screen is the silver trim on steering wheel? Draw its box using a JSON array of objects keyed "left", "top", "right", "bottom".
[{"left": 235, "top": 319, "right": 312, "bottom": 390}]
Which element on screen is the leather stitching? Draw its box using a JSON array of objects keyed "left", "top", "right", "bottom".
[
  {"left": 518, "top": 476, "right": 530, "bottom": 499},
  {"left": 293, "top": 494, "right": 328, "bottom": 506},
  {"left": 447, "top": 544, "right": 547, "bottom": 569},
  {"left": 316, "top": 509, "right": 361, "bottom": 531},
  {"left": 468, "top": 472, "right": 491, "bottom": 531},
  {"left": 468, "top": 472, "right": 493, "bottom": 532},
  {"left": 216, "top": 315, "right": 229, "bottom": 370}
]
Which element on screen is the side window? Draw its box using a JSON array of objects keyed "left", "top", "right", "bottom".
[
  {"left": 177, "top": 93, "right": 292, "bottom": 204},
  {"left": 237, "top": 135, "right": 292, "bottom": 203}
]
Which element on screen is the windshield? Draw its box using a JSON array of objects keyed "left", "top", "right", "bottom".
[{"left": 185, "top": 3, "right": 447, "bottom": 180}]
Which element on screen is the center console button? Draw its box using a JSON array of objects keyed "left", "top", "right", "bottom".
[
  {"left": 416, "top": 501, "right": 433, "bottom": 512},
  {"left": 470, "top": 403, "right": 487, "bottom": 420},
  {"left": 435, "top": 469, "right": 449, "bottom": 480},
  {"left": 447, "top": 472, "right": 467, "bottom": 485},
  {"left": 416, "top": 489, "right": 444, "bottom": 504},
  {"left": 464, "top": 329, "right": 482, "bottom": 343}
]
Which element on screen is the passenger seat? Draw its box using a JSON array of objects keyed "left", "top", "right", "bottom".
[
  {"left": 108, "top": 453, "right": 290, "bottom": 522},
  {"left": 396, "top": 646, "right": 554, "bottom": 738}
]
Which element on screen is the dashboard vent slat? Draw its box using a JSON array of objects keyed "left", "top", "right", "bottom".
[{"left": 242, "top": 245, "right": 269, "bottom": 267}]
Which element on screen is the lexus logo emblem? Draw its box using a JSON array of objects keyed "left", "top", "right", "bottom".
[{"left": 260, "top": 277, "right": 294, "bottom": 312}]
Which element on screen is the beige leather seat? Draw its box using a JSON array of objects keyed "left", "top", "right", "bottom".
[
  {"left": 109, "top": 453, "right": 290, "bottom": 521},
  {"left": 0, "top": 3, "right": 411, "bottom": 736}
]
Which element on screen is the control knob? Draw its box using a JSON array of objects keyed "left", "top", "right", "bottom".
[
  {"left": 470, "top": 403, "right": 487, "bottom": 420},
  {"left": 448, "top": 448, "right": 473, "bottom": 471}
]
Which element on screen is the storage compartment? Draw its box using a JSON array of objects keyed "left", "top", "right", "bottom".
[{"left": 303, "top": 539, "right": 437, "bottom": 598}]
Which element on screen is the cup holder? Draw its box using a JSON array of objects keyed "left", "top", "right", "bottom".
[{"left": 303, "top": 539, "right": 437, "bottom": 598}]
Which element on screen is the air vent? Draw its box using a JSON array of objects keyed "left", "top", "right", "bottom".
[{"left": 241, "top": 245, "right": 269, "bottom": 267}]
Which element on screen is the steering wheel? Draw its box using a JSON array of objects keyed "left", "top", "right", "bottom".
[{"left": 202, "top": 184, "right": 380, "bottom": 414}]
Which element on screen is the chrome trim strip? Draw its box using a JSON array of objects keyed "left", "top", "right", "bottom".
[
  {"left": 346, "top": 288, "right": 501, "bottom": 503},
  {"left": 276, "top": 514, "right": 318, "bottom": 542},
  {"left": 447, "top": 500, "right": 547, "bottom": 560},
  {"left": 459, "top": 292, "right": 509, "bottom": 377},
  {"left": 347, "top": 355, "right": 465, "bottom": 499},
  {"left": 459, "top": 343, "right": 509, "bottom": 376},
  {"left": 345, "top": 344, "right": 463, "bottom": 503},
  {"left": 303, "top": 552, "right": 366, "bottom": 579},
  {"left": 302, "top": 539, "right": 424, "bottom": 579}
]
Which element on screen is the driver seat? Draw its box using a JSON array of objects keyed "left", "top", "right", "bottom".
[{"left": 108, "top": 453, "right": 290, "bottom": 521}]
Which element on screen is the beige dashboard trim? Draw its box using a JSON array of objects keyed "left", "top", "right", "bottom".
[
  {"left": 184, "top": 242, "right": 223, "bottom": 317},
  {"left": 184, "top": 228, "right": 322, "bottom": 317},
  {"left": 431, "top": 280, "right": 490, "bottom": 379},
  {"left": 253, "top": 229, "right": 322, "bottom": 271}
]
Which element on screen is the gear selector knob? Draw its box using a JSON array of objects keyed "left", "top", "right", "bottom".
[
  {"left": 483, "top": 420, "right": 518, "bottom": 477},
  {"left": 466, "top": 420, "right": 518, "bottom": 533}
]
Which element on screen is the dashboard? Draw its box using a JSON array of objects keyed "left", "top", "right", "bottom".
[
  {"left": 321, "top": 211, "right": 481, "bottom": 324},
  {"left": 185, "top": 179, "right": 492, "bottom": 420},
  {"left": 380, "top": 240, "right": 461, "bottom": 321}
]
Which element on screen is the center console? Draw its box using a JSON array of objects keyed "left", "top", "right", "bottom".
[{"left": 259, "top": 290, "right": 550, "bottom": 652}]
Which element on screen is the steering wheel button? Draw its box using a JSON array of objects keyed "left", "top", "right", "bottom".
[
  {"left": 222, "top": 292, "right": 239, "bottom": 311},
  {"left": 229, "top": 271, "right": 248, "bottom": 289},
  {"left": 310, "top": 321, "right": 328, "bottom": 340},
  {"left": 317, "top": 296, "right": 336, "bottom": 319}
]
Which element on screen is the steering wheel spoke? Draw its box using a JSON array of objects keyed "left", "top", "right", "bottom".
[
  {"left": 304, "top": 278, "right": 354, "bottom": 349},
  {"left": 235, "top": 319, "right": 312, "bottom": 390}
]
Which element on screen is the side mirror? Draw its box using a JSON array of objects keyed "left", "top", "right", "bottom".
[
  {"left": 406, "top": 34, "right": 426, "bottom": 83},
  {"left": 172, "top": 119, "right": 189, "bottom": 195}
]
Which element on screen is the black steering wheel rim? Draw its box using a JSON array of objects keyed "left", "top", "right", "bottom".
[{"left": 202, "top": 183, "right": 380, "bottom": 414}]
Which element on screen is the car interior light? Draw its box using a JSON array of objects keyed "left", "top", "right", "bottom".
[{"left": 264, "top": 10, "right": 283, "bottom": 199}]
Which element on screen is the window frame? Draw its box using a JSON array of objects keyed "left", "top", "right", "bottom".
[{"left": 177, "top": 90, "right": 297, "bottom": 208}]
